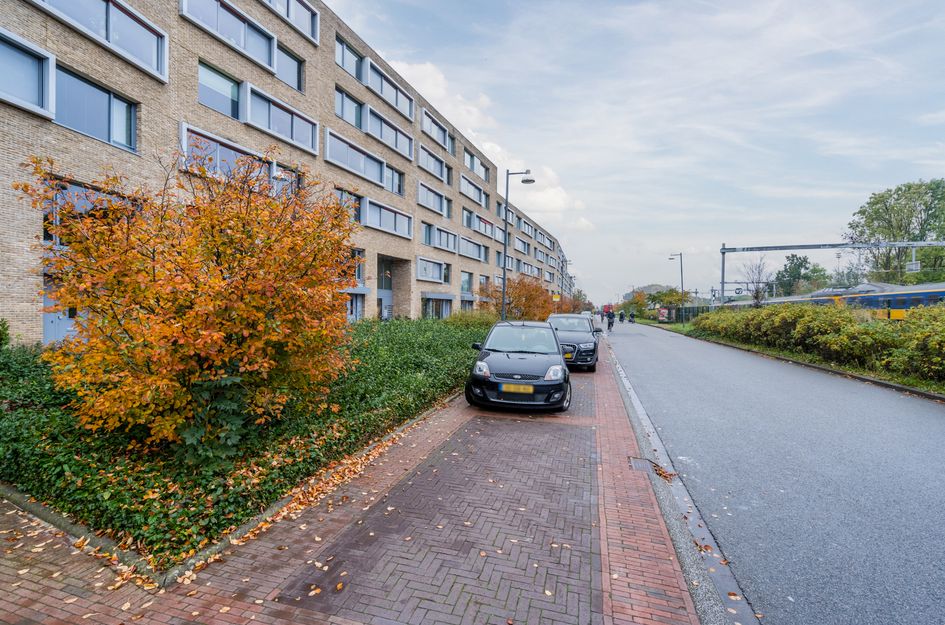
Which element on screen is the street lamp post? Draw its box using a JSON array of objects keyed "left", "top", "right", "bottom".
[
  {"left": 500, "top": 168, "right": 536, "bottom": 320},
  {"left": 669, "top": 252, "right": 685, "bottom": 300}
]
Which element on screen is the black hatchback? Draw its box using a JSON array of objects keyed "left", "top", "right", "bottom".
[{"left": 464, "top": 321, "right": 571, "bottom": 411}]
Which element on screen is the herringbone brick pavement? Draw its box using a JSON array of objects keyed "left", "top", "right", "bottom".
[{"left": 0, "top": 351, "right": 700, "bottom": 625}]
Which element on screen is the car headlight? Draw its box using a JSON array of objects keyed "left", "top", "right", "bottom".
[
  {"left": 579, "top": 342, "right": 595, "bottom": 350},
  {"left": 473, "top": 361, "right": 491, "bottom": 377},
  {"left": 544, "top": 365, "right": 565, "bottom": 381}
]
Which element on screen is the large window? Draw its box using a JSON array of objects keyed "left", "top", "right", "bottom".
[
  {"left": 476, "top": 215, "right": 494, "bottom": 238},
  {"left": 417, "top": 257, "right": 447, "bottom": 283},
  {"left": 464, "top": 149, "right": 489, "bottom": 182},
  {"left": 35, "top": 0, "right": 166, "bottom": 79},
  {"left": 364, "top": 199, "right": 411, "bottom": 238},
  {"left": 198, "top": 62, "right": 239, "bottom": 118},
  {"left": 421, "top": 109, "right": 448, "bottom": 149},
  {"left": 334, "top": 87, "right": 362, "bottom": 128},
  {"left": 459, "top": 237, "right": 487, "bottom": 262},
  {"left": 335, "top": 37, "right": 362, "bottom": 80},
  {"left": 460, "top": 175, "right": 486, "bottom": 207},
  {"left": 367, "top": 61, "right": 413, "bottom": 119},
  {"left": 545, "top": 270, "right": 554, "bottom": 283},
  {"left": 419, "top": 146, "right": 445, "bottom": 181},
  {"left": 249, "top": 88, "right": 317, "bottom": 153},
  {"left": 185, "top": 128, "right": 254, "bottom": 175},
  {"left": 335, "top": 188, "right": 361, "bottom": 222},
  {"left": 461, "top": 271, "right": 473, "bottom": 294},
  {"left": 418, "top": 183, "right": 447, "bottom": 216},
  {"left": 325, "top": 130, "right": 384, "bottom": 185},
  {"left": 259, "top": 0, "right": 319, "bottom": 44},
  {"left": 519, "top": 218, "right": 535, "bottom": 237},
  {"left": 422, "top": 223, "right": 458, "bottom": 252},
  {"left": 56, "top": 68, "right": 135, "bottom": 150},
  {"left": 182, "top": 0, "right": 274, "bottom": 69},
  {"left": 368, "top": 109, "right": 413, "bottom": 158},
  {"left": 384, "top": 165, "right": 404, "bottom": 196},
  {"left": 535, "top": 248, "right": 547, "bottom": 263},
  {"left": 422, "top": 298, "right": 451, "bottom": 320},
  {"left": 514, "top": 237, "right": 531, "bottom": 255},
  {"left": 43, "top": 182, "right": 106, "bottom": 247},
  {"left": 0, "top": 29, "right": 54, "bottom": 118},
  {"left": 275, "top": 46, "right": 303, "bottom": 91}
]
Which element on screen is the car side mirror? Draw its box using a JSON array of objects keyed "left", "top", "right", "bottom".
[{"left": 472, "top": 342, "right": 482, "bottom": 350}]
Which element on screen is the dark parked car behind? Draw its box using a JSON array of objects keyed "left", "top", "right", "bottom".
[
  {"left": 547, "top": 314, "right": 602, "bottom": 371},
  {"left": 465, "top": 321, "right": 571, "bottom": 411}
]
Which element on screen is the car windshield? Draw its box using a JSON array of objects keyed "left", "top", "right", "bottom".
[
  {"left": 484, "top": 326, "right": 559, "bottom": 354},
  {"left": 548, "top": 317, "right": 591, "bottom": 332}
]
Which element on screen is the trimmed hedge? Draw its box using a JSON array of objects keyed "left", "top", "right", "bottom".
[
  {"left": 0, "top": 318, "right": 490, "bottom": 570},
  {"left": 691, "top": 304, "right": 945, "bottom": 382}
]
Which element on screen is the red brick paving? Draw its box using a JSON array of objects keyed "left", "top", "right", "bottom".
[{"left": 0, "top": 348, "right": 700, "bottom": 624}]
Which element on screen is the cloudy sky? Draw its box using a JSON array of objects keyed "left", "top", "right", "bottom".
[{"left": 328, "top": 0, "right": 945, "bottom": 304}]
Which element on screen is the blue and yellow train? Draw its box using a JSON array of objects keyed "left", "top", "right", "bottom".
[{"left": 729, "top": 282, "right": 945, "bottom": 320}]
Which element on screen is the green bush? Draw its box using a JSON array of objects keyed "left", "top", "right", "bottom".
[
  {"left": 0, "top": 319, "right": 488, "bottom": 570},
  {"left": 0, "top": 319, "right": 9, "bottom": 349}
]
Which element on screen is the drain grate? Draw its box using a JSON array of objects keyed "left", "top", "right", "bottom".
[{"left": 629, "top": 457, "right": 655, "bottom": 473}]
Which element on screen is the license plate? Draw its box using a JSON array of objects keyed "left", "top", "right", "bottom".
[
  {"left": 564, "top": 353, "right": 574, "bottom": 359},
  {"left": 500, "top": 383, "right": 534, "bottom": 394}
]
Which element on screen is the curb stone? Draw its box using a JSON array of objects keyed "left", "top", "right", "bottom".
[{"left": 0, "top": 389, "right": 463, "bottom": 588}]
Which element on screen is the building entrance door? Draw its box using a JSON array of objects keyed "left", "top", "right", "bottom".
[
  {"left": 377, "top": 257, "right": 394, "bottom": 320},
  {"left": 43, "top": 290, "right": 76, "bottom": 344}
]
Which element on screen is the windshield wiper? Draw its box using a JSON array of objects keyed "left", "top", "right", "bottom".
[
  {"left": 483, "top": 347, "right": 508, "bottom": 353},
  {"left": 507, "top": 350, "right": 553, "bottom": 354}
]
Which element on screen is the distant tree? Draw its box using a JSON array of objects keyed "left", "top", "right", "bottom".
[
  {"left": 743, "top": 257, "right": 772, "bottom": 307},
  {"left": 774, "top": 254, "right": 830, "bottom": 295},
  {"left": 646, "top": 289, "right": 689, "bottom": 308},
  {"left": 618, "top": 291, "right": 648, "bottom": 317},
  {"left": 482, "top": 275, "right": 553, "bottom": 320},
  {"left": 846, "top": 179, "right": 945, "bottom": 281}
]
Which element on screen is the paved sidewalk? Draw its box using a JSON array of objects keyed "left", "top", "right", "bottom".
[{"left": 0, "top": 349, "right": 699, "bottom": 625}]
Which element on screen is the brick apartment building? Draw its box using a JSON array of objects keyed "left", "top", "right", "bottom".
[{"left": 0, "top": 0, "right": 575, "bottom": 344}]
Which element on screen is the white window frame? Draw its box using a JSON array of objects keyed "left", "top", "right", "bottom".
[
  {"left": 180, "top": 0, "right": 276, "bottom": 72},
  {"left": 459, "top": 237, "right": 487, "bottom": 262},
  {"left": 417, "top": 181, "right": 447, "bottom": 216},
  {"left": 364, "top": 198, "right": 412, "bottom": 239},
  {"left": 324, "top": 128, "right": 386, "bottom": 187},
  {"left": 255, "top": 0, "right": 320, "bottom": 45},
  {"left": 365, "top": 105, "right": 414, "bottom": 160},
  {"left": 460, "top": 175, "right": 486, "bottom": 207},
  {"left": 0, "top": 27, "right": 55, "bottom": 119},
  {"left": 421, "top": 108, "right": 448, "bottom": 150},
  {"left": 26, "top": 0, "right": 168, "bottom": 82},
  {"left": 418, "top": 144, "right": 446, "bottom": 182},
  {"left": 417, "top": 256, "right": 448, "bottom": 283},
  {"left": 363, "top": 58, "right": 414, "bottom": 120},
  {"left": 244, "top": 83, "right": 318, "bottom": 155}
]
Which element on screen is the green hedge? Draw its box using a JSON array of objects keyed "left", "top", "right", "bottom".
[
  {"left": 0, "top": 318, "right": 490, "bottom": 570},
  {"left": 691, "top": 304, "right": 945, "bottom": 382}
]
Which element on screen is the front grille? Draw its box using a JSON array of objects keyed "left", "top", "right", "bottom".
[
  {"left": 493, "top": 373, "right": 542, "bottom": 381},
  {"left": 560, "top": 343, "right": 577, "bottom": 353}
]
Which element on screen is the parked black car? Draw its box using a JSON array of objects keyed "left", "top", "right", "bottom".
[
  {"left": 547, "top": 314, "right": 602, "bottom": 371},
  {"left": 464, "top": 321, "right": 571, "bottom": 411}
]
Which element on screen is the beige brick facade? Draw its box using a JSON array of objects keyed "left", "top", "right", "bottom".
[{"left": 0, "top": 0, "right": 574, "bottom": 344}]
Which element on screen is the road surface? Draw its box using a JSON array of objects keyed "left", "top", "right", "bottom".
[{"left": 608, "top": 323, "right": 945, "bottom": 625}]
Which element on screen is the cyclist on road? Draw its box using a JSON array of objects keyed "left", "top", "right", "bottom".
[{"left": 606, "top": 310, "right": 615, "bottom": 331}]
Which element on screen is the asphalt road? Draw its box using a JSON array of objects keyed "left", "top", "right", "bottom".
[{"left": 608, "top": 323, "right": 945, "bottom": 625}]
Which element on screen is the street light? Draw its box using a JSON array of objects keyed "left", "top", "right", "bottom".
[
  {"left": 500, "top": 168, "right": 535, "bottom": 320},
  {"left": 668, "top": 252, "right": 685, "bottom": 302}
]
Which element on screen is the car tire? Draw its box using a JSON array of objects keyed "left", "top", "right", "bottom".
[
  {"left": 587, "top": 362, "right": 597, "bottom": 373},
  {"left": 556, "top": 383, "right": 572, "bottom": 412},
  {"left": 464, "top": 385, "right": 479, "bottom": 407}
]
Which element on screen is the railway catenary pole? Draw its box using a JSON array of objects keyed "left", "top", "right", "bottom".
[{"left": 720, "top": 243, "right": 726, "bottom": 305}]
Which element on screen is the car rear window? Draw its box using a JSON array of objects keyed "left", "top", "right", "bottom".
[{"left": 549, "top": 317, "right": 590, "bottom": 332}]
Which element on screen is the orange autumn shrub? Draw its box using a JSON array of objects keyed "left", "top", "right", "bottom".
[
  {"left": 482, "top": 275, "right": 554, "bottom": 320},
  {"left": 16, "top": 151, "right": 357, "bottom": 459}
]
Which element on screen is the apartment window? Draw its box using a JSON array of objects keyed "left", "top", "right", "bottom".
[
  {"left": 56, "top": 68, "right": 135, "bottom": 150},
  {"left": 422, "top": 298, "right": 451, "bottom": 320},
  {"left": 275, "top": 46, "right": 303, "bottom": 91},
  {"left": 44, "top": 182, "right": 104, "bottom": 247},
  {"left": 417, "top": 257, "right": 447, "bottom": 283},
  {"left": 519, "top": 219, "right": 535, "bottom": 237},
  {"left": 479, "top": 275, "right": 489, "bottom": 290},
  {"left": 347, "top": 294, "right": 365, "bottom": 322},
  {"left": 545, "top": 270, "right": 554, "bottom": 283},
  {"left": 35, "top": 0, "right": 166, "bottom": 78},
  {"left": 351, "top": 248, "right": 365, "bottom": 284},
  {"left": 182, "top": 0, "right": 274, "bottom": 69},
  {"left": 335, "top": 188, "right": 361, "bottom": 222},
  {"left": 460, "top": 175, "right": 485, "bottom": 207},
  {"left": 535, "top": 249, "right": 546, "bottom": 263},
  {"left": 461, "top": 271, "right": 473, "bottom": 294},
  {"left": 494, "top": 274, "right": 504, "bottom": 287},
  {"left": 384, "top": 165, "right": 404, "bottom": 196},
  {"left": 0, "top": 30, "right": 54, "bottom": 118},
  {"left": 494, "top": 225, "right": 506, "bottom": 243},
  {"left": 334, "top": 87, "right": 362, "bottom": 128},
  {"left": 365, "top": 199, "right": 411, "bottom": 238},
  {"left": 198, "top": 62, "right": 239, "bottom": 118},
  {"left": 419, "top": 146, "right": 445, "bottom": 181},
  {"left": 260, "top": 0, "right": 319, "bottom": 43},
  {"left": 459, "top": 237, "right": 487, "bottom": 262},
  {"left": 418, "top": 182, "right": 447, "bottom": 216},
  {"left": 249, "top": 88, "right": 317, "bottom": 153},
  {"left": 368, "top": 109, "right": 413, "bottom": 158},
  {"left": 504, "top": 208, "right": 515, "bottom": 224},
  {"left": 476, "top": 215, "right": 494, "bottom": 238},
  {"left": 186, "top": 128, "right": 254, "bottom": 175},
  {"left": 335, "top": 37, "right": 362, "bottom": 80},
  {"left": 462, "top": 208, "right": 474, "bottom": 229},
  {"left": 367, "top": 61, "right": 413, "bottom": 119},
  {"left": 326, "top": 130, "right": 384, "bottom": 185},
  {"left": 514, "top": 237, "right": 530, "bottom": 255},
  {"left": 421, "top": 109, "right": 448, "bottom": 149},
  {"left": 271, "top": 163, "right": 301, "bottom": 196},
  {"left": 505, "top": 255, "right": 515, "bottom": 270},
  {"left": 447, "top": 134, "right": 456, "bottom": 156},
  {"left": 422, "top": 223, "right": 458, "bottom": 252},
  {"left": 464, "top": 149, "right": 489, "bottom": 181}
]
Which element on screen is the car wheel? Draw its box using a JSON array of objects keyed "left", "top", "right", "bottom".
[
  {"left": 464, "top": 385, "right": 479, "bottom": 407},
  {"left": 556, "top": 383, "right": 572, "bottom": 412},
  {"left": 587, "top": 362, "right": 597, "bottom": 373}
]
